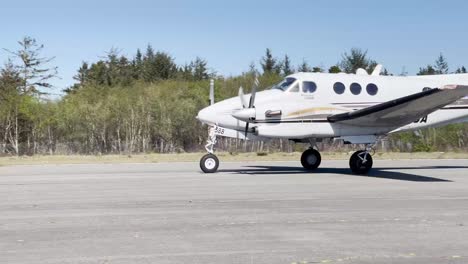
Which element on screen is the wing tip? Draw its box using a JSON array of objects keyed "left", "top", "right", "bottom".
[
  {"left": 442, "top": 84, "right": 458, "bottom": 90},
  {"left": 442, "top": 85, "right": 468, "bottom": 90}
]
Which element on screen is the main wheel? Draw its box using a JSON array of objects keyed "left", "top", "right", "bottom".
[
  {"left": 349, "top": 150, "right": 373, "bottom": 175},
  {"left": 200, "top": 153, "right": 219, "bottom": 173},
  {"left": 301, "top": 148, "right": 322, "bottom": 170}
]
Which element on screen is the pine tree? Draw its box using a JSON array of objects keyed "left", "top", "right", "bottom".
[
  {"left": 3, "top": 36, "right": 58, "bottom": 95},
  {"left": 455, "top": 66, "right": 466, "bottom": 74},
  {"left": 312, "top": 66, "right": 323, "bottom": 73},
  {"left": 248, "top": 62, "right": 258, "bottom": 75},
  {"left": 153, "top": 52, "right": 177, "bottom": 80},
  {"left": 297, "top": 60, "right": 311, "bottom": 72},
  {"left": 72, "top": 62, "right": 89, "bottom": 86},
  {"left": 328, "top": 65, "right": 341, "bottom": 73},
  {"left": 282, "top": 55, "right": 293, "bottom": 76},
  {"left": 340, "top": 48, "right": 375, "bottom": 74},
  {"left": 417, "top": 65, "right": 436, "bottom": 75},
  {"left": 260, "top": 48, "right": 277, "bottom": 74},
  {"left": 434, "top": 53, "right": 449, "bottom": 74},
  {"left": 133, "top": 48, "right": 143, "bottom": 79},
  {"left": 192, "top": 57, "right": 209, "bottom": 80}
]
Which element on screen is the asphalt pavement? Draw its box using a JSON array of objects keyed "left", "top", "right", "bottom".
[{"left": 1, "top": 159, "right": 468, "bottom": 264}]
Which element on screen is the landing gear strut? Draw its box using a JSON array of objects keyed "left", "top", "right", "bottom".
[
  {"left": 349, "top": 144, "right": 374, "bottom": 175},
  {"left": 200, "top": 126, "right": 220, "bottom": 173},
  {"left": 301, "top": 148, "right": 322, "bottom": 170}
]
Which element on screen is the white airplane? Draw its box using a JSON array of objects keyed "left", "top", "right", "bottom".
[{"left": 196, "top": 66, "right": 468, "bottom": 174}]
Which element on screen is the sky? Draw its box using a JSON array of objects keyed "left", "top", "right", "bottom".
[{"left": 1, "top": 0, "right": 468, "bottom": 96}]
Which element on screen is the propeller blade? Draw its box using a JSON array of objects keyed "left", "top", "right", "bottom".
[
  {"left": 244, "top": 122, "right": 249, "bottom": 138},
  {"left": 209, "top": 79, "right": 215, "bottom": 105},
  {"left": 238, "top": 86, "right": 248, "bottom": 108},
  {"left": 249, "top": 76, "right": 259, "bottom": 108}
]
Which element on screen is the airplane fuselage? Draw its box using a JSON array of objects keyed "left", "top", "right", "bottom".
[{"left": 197, "top": 72, "right": 468, "bottom": 140}]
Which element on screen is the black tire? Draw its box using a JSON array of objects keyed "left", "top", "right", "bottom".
[
  {"left": 200, "top": 154, "right": 219, "bottom": 173},
  {"left": 300, "top": 148, "right": 322, "bottom": 170},
  {"left": 349, "top": 150, "right": 373, "bottom": 175}
]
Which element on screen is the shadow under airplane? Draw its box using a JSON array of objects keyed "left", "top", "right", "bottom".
[{"left": 218, "top": 165, "right": 459, "bottom": 182}]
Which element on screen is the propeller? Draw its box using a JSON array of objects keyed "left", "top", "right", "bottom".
[
  {"left": 238, "top": 86, "right": 248, "bottom": 108},
  {"left": 233, "top": 76, "right": 259, "bottom": 138}
]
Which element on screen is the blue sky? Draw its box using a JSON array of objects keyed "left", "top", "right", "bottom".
[{"left": 1, "top": 0, "right": 467, "bottom": 96}]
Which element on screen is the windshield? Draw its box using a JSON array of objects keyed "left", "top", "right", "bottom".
[{"left": 271, "top": 78, "right": 296, "bottom": 91}]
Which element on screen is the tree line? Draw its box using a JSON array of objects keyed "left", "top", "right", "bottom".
[{"left": 1, "top": 36, "right": 467, "bottom": 156}]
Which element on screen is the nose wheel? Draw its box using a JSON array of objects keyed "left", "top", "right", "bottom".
[
  {"left": 349, "top": 150, "right": 373, "bottom": 174},
  {"left": 200, "top": 126, "right": 220, "bottom": 173},
  {"left": 301, "top": 148, "right": 322, "bottom": 170},
  {"left": 200, "top": 153, "right": 219, "bottom": 173}
]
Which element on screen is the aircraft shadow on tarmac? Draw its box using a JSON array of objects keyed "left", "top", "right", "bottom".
[{"left": 218, "top": 165, "right": 461, "bottom": 182}]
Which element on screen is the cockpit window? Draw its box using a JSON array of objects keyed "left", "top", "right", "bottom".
[
  {"left": 302, "top": 81, "right": 317, "bottom": 93},
  {"left": 272, "top": 78, "right": 296, "bottom": 91},
  {"left": 289, "top": 83, "right": 299, "bottom": 92}
]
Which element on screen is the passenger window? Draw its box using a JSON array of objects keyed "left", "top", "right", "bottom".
[
  {"left": 289, "top": 83, "right": 299, "bottom": 92},
  {"left": 350, "top": 83, "right": 362, "bottom": 95},
  {"left": 302, "top": 81, "right": 317, "bottom": 93},
  {"left": 366, "top": 83, "right": 378, "bottom": 95},
  {"left": 333, "top": 82, "right": 345, "bottom": 94}
]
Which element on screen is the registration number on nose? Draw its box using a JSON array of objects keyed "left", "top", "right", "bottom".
[{"left": 214, "top": 126, "right": 225, "bottom": 135}]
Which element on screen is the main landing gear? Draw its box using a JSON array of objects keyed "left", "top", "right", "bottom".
[
  {"left": 301, "top": 148, "right": 322, "bottom": 170},
  {"left": 300, "top": 143, "right": 374, "bottom": 174},
  {"left": 349, "top": 145, "right": 374, "bottom": 175},
  {"left": 200, "top": 126, "right": 220, "bottom": 173}
]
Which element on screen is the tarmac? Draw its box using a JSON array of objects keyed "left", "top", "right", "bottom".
[{"left": 1, "top": 159, "right": 468, "bottom": 264}]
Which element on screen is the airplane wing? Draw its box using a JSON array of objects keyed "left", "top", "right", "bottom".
[{"left": 328, "top": 85, "right": 468, "bottom": 127}]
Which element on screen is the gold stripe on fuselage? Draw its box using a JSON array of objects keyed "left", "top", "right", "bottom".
[{"left": 287, "top": 107, "right": 342, "bottom": 117}]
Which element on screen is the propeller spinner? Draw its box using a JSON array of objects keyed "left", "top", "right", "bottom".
[{"left": 232, "top": 76, "right": 259, "bottom": 137}]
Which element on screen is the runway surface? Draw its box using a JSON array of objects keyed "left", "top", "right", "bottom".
[{"left": 1, "top": 159, "right": 468, "bottom": 264}]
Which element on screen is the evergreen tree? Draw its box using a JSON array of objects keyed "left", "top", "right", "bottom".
[
  {"left": 417, "top": 65, "right": 436, "bottom": 75},
  {"left": 297, "top": 60, "right": 311, "bottom": 72},
  {"left": 0, "top": 61, "right": 21, "bottom": 98},
  {"left": 3, "top": 36, "right": 58, "bottom": 95},
  {"left": 135, "top": 49, "right": 143, "bottom": 66},
  {"left": 260, "top": 48, "right": 277, "bottom": 74},
  {"left": 248, "top": 62, "right": 258, "bottom": 75},
  {"left": 282, "top": 55, "right": 293, "bottom": 76},
  {"left": 340, "top": 48, "right": 375, "bottom": 74},
  {"left": 328, "top": 65, "right": 341, "bottom": 73},
  {"left": 133, "top": 48, "right": 143, "bottom": 79},
  {"left": 455, "top": 66, "right": 467, "bottom": 74},
  {"left": 192, "top": 57, "right": 209, "bottom": 80},
  {"left": 73, "top": 62, "right": 89, "bottom": 85},
  {"left": 381, "top": 68, "right": 391, "bottom": 76},
  {"left": 312, "top": 66, "right": 324, "bottom": 73},
  {"left": 434, "top": 53, "right": 449, "bottom": 74},
  {"left": 153, "top": 52, "right": 177, "bottom": 80},
  {"left": 65, "top": 62, "right": 89, "bottom": 93},
  {"left": 143, "top": 44, "right": 156, "bottom": 82}
]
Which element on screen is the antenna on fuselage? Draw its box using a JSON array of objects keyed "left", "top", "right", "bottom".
[{"left": 209, "top": 79, "right": 215, "bottom": 105}]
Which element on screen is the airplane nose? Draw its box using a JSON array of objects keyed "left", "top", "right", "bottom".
[{"left": 197, "top": 106, "right": 216, "bottom": 125}]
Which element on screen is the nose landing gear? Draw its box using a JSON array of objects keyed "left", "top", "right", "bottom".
[
  {"left": 200, "top": 153, "right": 219, "bottom": 173},
  {"left": 349, "top": 144, "right": 374, "bottom": 175},
  {"left": 200, "top": 126, "right": 220, "bottom": 173}
]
